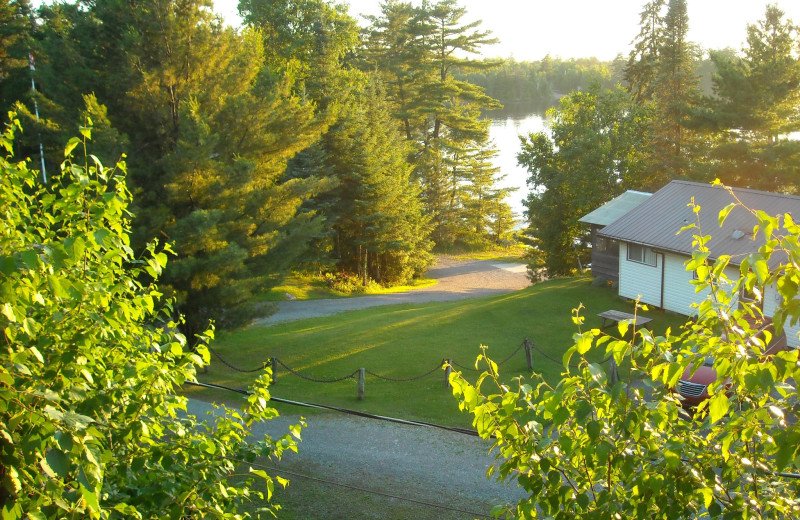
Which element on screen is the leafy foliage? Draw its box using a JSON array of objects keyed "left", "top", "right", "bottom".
[
  {"left": 518, "top": 85, "right": 653, "bottom": 277},
  {"left": 451, "top": 187, "right": 800, "bottom": 518},
  {"left": 0, "top": 118, "right": 299, "bottom": 518}
]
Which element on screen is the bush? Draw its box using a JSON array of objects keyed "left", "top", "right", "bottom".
[{"left": 0, "top": 118, "right": 299, "bottom": 518}]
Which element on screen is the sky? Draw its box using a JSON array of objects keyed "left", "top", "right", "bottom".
[{"left": 214, "top": 0, "right": 800, "bottom": 62}]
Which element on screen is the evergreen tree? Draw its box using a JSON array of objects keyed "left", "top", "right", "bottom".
[
  {"left": 625, "top": 0, "right": 666, "bottom": 103},
  {"left": 625, "top": 0, "right": 704, "bottom": 182},
  {"left": 705, "top": 5, "right": 800, "bottom": 191},
  {"left": 460, "top": 139, "right": 516, "bottom": 246},
  {"left": 0, "top": 0, "right": 33, "bottom": 112},
  {"left": 361, "top": 0, "right": 428, "bottom": 140},
  {"left": 78, "top": 0, "right": 334, "bottom": 335},
  {"left": 239, "top": 0, "right": 360, "bottom": 128},
  {"left": 363, "top": 0, "right": 505, "bottom": 249},
  {"left": 324, "top": 74, "right": 433, "bottom": 284},
  {"left": 652, "top": 0, "right": 703, "bottom": 179}
]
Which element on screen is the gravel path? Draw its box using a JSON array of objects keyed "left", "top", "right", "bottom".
[
  {"left": 187, "top": 399, "right": 527, "bottom": 518},
  {"left": 256, "top": 256, "right": 530, "bottom": 326}
]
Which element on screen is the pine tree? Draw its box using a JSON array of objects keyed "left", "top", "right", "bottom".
[
  {"left": 363, "top": 0, "right": 503, "bottom": 250},
  {"left": 0, "top": 0, "right": 33, "bottom": 112},
  {"left": 77, "top": 0, "right": 335, "bottom": 335},
  {"left": 705, "top": 5, "right": 800, "bottom": 191},
  {"left": 625, "top": 0, "right": 666, "bottom": 103},
  {"left": 324, "top": 74, "right": 433, "bottom": 285}
]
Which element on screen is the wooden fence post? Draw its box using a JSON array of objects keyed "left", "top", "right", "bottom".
[
  {"left": 524, "top": 339, "right": 533, "bottom": 371},
  {"left": 444, "top": 359, "right": 452, "bottom": 388},
  {"left": 270, "top": 358, "right": 277, "bottom": 384},
  {"left": 358, "top": 368, "right": 365, "bottom": 400}
]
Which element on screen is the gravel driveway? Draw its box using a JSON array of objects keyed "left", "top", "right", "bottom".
[
  {"left": 256, "top": 256, "right": 530, "bottom": 326},
  {"left": 187, "top": 399, "right": 527, "bottom": 519}
]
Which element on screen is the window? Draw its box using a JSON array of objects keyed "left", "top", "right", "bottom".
[{"left": 627, "top": 244, "right": 657, "bottom": 266}]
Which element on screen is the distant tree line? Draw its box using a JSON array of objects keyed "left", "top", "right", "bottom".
[
  {"left": 520, "top": 0, "right": 800, "bottom": 278},
  {"left": 0, "top": 0, "right": 515, "bottom": 336},
  {"left": 460, "top": 56, "right": 624, "bottom": 116}
]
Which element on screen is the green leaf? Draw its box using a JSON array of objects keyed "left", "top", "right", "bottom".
[
  {"left": 708, "top": 393, "right": 730, "bottom": 424},
  {"left": 64, "top": 136, "right": 81, "bottom": 157},
  {"left": 1, "top": 303, "right": 16, "bottom": 323},
  {"left": 80, "top": 484, "right": 100, "bottom": 511},
  {"left": 45, "top": 449, "right": 71, "bottom": 477},
  {"left": 718, "top": 202, "right": 736, "bottom": 227},
  {"left": 47, "top": 275, "right": 67, "bottom": 298},
  {"left": 587, "top": 363, "right": 606, "bottom": 385},
  {"left": 576, "top": 334, "right": 592, "bottom": 355}
]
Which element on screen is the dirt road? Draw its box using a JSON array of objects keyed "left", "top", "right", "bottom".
[{"left": 256, "top": 256, "right": 530, "bottom": 326}]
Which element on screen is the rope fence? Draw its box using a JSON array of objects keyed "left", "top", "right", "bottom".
[{"left": 205, "top": 337, "right": 621, "bottom": 399}]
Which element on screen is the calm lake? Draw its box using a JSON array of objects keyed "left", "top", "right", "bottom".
[{"left": 488, "top": 113, "right": 549, "bottom": 221}]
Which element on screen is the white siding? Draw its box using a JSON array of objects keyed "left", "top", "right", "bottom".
[
  {"left": 662, "top": 253, "right": 739, "bottom": 316},
  {"left": 764, "top": 285, "right": 800, "bottom": 349},
  {"left": 617, "top": 241, "right": 800, "bottom": 348},
  {"left": 618, "top": 243, "right": 661, "bottom": 307}
]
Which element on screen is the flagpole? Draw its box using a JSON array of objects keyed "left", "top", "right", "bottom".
[{"left": 28, "top": 52, "right": 47, "bottom": 185}]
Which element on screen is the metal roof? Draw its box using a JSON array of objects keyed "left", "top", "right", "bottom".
[
  {"left": 598, "top": 180, "right": 800, "bottom": 265},
  {"left": 579, "top": 190, "right": 652, "bottom": 226}
]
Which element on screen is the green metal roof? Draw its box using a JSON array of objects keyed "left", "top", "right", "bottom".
[{"left": 579, "top": 190, "right": 652, "bottom": 226}]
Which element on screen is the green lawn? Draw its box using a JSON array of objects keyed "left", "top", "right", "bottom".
[{"left": 188, "top": 276, "right": 688, "bottom": 427}]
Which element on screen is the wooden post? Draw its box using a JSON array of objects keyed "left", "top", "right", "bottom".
[
  {"left": 444, "top": 359, "right": 452, "bottom": 388},
  {"left": 358, "top": 368, "right": 365, "bottom": 400},
  {"left": 524, "top": 339, "right": 533, "bottom": 371},
  {"left": 270, "top": 358, "right": 277, "bottom": 384},
  {"left": 609, "top": 358, "right": 619, "bottom": 385}
]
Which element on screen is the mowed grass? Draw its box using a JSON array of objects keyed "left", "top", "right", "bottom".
[{"left": 188, "top": 277, "right": 688, "bottom": 427}]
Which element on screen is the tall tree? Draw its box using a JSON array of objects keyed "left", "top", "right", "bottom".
[
  {"left": 625, "top": 0, "right": 666, "bottom": 103},
  {"left": 0, "top": 0, "right": 33, "bottom": 112},
  {"left": 625, "top": 0, "right": 704, "bottom": 182},
  {"left": 704, "top": 5, "right": 800, "bottom": 191},
  {"left": 80, "top": 0, "right": 334, "bottom": 335},
  {"left": 460, "top": 139, "right": 516, "bottom": 246},
  {"left": 238, "top": 0, "right": 361, "bottom": 123},
  {"left": 363, "top": 0, "right": 507, "bottom": 249},
  {"left": 519, "top": 86, "right": 654, "bottom": 277},
  {"left": 652, "top": 0, "right": 703, "bottom": 178},
  {"left": 324, "top": 74, "right": 433, "bottom": 284}
]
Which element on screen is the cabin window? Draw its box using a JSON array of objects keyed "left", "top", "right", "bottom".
[{"left": 627, "top": 244, "right": 656, "bottom": 266}]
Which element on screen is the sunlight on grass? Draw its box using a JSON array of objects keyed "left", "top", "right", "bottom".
[
  {"left": 260, "top": 271, "right": 438, "bottom": 301},
  {"left": 298, "top": 341, "right": 387, "bottom": 370},
  {"left": 195, "top": 276, "right": 689, "bottom": 426},
  {"left": 447, "top": 243, "right": 529, "bottom": 263}
]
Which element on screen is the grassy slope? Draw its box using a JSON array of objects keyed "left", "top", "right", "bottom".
[{"left": 189, "top": 276, "right": 687, "bottom": 427}]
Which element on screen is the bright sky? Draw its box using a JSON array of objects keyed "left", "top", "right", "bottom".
[{"left": 214, "top": 0, "right": 800, "bottom": 61}]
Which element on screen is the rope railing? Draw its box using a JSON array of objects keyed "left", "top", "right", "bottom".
[
  {"left": 208, "top": 340, "right": 536, "bottom": 382},
  {"left": 207, "top": 338, "right": 615, "bottom": 387},
  {"left": 204, "top": 338, "right": 624, "bottom": 398},
  {"left": 205, "top": 340, "right": 539, "bottom": 398},
  {"left": 273, "top": 358, "right": 359, "bottom": 384},
  {"left": 365, "top": 362, "right": 444, "bottom": 382}
]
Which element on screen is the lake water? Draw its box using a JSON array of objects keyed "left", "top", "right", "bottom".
[{"left": 488, "top": 113, "right": 549, "bottom": 221}]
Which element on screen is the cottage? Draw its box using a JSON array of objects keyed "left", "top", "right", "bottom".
[
  {"left": 596, "top": 180, "right": 800, "bottom": 348},
  {"left": 579, "top": 190, "right": 652, "bottom": 282}
]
